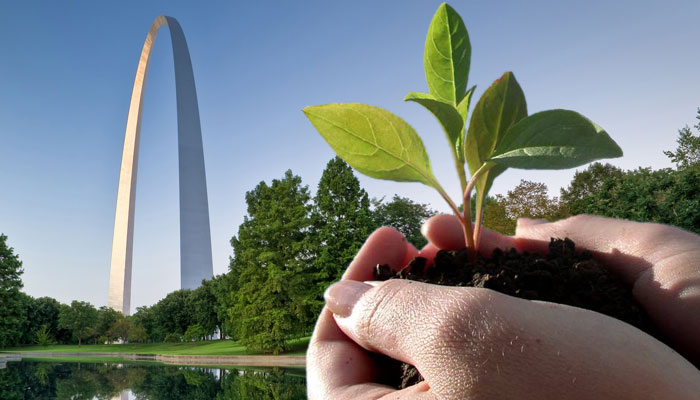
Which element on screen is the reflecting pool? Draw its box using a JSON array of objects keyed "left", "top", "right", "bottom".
[{"left": 0, "top": 360, "right": 306, "bottom": 399}]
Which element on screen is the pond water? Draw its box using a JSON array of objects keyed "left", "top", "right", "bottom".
[{"left": 0, "top": 360, "right": 306, "bottom": 399}]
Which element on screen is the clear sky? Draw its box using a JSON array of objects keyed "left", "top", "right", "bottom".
[{"left": 1, "top": 0, "right": 699, "bottom": 309}]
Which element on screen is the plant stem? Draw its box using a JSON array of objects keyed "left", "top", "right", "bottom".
[
  {"left": 452, "top": 150, "right": 467, "bottom": 194},
  {"left": 473, "top": 205, "right": 484, "bottom": 252},
  {"left": 462, "top": 175, "right": 478, "bottom": 259},
  {"left": 462, "top": 164, "right": 490, "bottom": 259}
]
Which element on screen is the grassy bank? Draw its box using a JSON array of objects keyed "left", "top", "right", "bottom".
[{"left": 2, "top": 337, "right": 310, "bottom": 356}]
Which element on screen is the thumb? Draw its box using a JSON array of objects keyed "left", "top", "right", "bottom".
[
  {"left": 324, "top": 278, "right": 490, "bottom": 370},
  {"left": 324, "top": 279, "right": 700, "bottom": 399}
]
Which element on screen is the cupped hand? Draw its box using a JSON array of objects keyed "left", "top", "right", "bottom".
[{"left": 306, "top": 216, "right": 700, "bottom": 399}]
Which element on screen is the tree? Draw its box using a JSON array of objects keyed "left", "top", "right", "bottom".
[
  {"left": 478, "top": 180, "right": 569, "bottom": 235},
  {"left": 229, "top": 170, "right": 313, "bottom": 353},
  {"left": 310, "top": 157, "right": 374, "bottom": 314},
  {"left": 664, "top": 108, "right": 700, "bottom": 170},
  {"left": 479, "top": 196, "right": 514, "bottom": 235},
  {"left": 151, "top": 289, "right": 193, "bottom": 339},
  {"left": 561, "top": 165, "right": 700, "bottom": 235},
  {"left": 95, "top": 306, "right": 122, "bottom": 342},
  {"left": 128, "top": 321, "right": 148, "bottom": 343},
  {"left": 0, "top": 234, "right": 25, "bottom": 348},
  {"left": 209, "top": 273, "right": 235, "bottom": 340},
  {"left": 188, "top": 280, "right": 219, "bottom": 338},
  {"left": 35, "top": 324, "right": 53, "bottom": 346},
  {"left": 59, "top": 301, "right": 98, "bottom": 346},
  {"left": 497, "top": 180, "right": 570, "bottom": 221},
  {"left": 372, "top": 195, "right": 437, "bottom": 248},
  {"left": 24, "top": 296, "right": 64, "bottom": 344},
  {"left": 561, "top": 162, "right": 625, "bottom": 215},
  {"left": 184, "top": 324, "right": 207, "bottom": 342},
  {"left": 131, "top": 305, "right": 157, "bottom": 342},
  {"left": 106, "top": 318, "right": 131, "bottom": 343}
]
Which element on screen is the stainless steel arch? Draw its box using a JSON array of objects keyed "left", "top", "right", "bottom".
[{"left": 108, "top": 16, "right": 213, "bottom": 315}]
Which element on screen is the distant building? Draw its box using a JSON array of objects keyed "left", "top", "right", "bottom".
[{"left": 108, "top": 16, "right": 213, "bottom": 315}]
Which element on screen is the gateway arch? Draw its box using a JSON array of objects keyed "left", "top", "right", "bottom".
[{"left": 108, "top": 16, "right": 213, "bottom": 315}]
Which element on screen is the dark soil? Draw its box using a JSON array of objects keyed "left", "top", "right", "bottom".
[{"left": 372, "top": 238, "right": 657, "bottom": 389}]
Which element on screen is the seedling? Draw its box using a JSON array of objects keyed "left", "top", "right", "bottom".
[{"left": 303, "top": 3, "right": 621, "bottom": 259}]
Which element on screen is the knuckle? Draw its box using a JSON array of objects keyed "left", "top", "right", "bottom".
[{"left": 355, "top": 279, "right": 411, "bottom": 342}]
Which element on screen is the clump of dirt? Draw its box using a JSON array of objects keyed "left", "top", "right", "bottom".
[{"left": 373, "top": 238, "right": 656, "bottom": 389}]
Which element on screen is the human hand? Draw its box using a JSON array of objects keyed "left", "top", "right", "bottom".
[{"left": 306, "top": 215, "right": 700, "bottom": 399}]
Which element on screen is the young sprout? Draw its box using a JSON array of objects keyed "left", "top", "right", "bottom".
[{"left": 303, "top": 3, "right": 622, "bottom": 259}]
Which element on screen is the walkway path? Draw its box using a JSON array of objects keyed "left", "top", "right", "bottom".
[{"left": 2, "top": 352, "right": 305, "bottom": 367}]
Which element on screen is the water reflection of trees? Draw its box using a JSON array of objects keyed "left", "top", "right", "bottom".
[{"left": 0, "top": 361, "right": 306, "bottom": 399}]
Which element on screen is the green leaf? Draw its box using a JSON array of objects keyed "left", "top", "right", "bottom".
[
  {"left": 303, "top": 103, "right": 439, "bottom": 188},
  {"left": 456, "top": 85, "right": 475, "bottom": 161},
  {"left": 465, "top": 72, "right": 528, "bottom": 175},
  {"left": 489, "top": 109, "right": 623, "bottom": 169},
  {"left": 405, "top": 91, "right": 464, "bottom": 162},
  {"left": 457, "top": 85, "right": 475, "bottom": 120},
  {"left": 424, "top": 3, "right": 471, "bottom": 105},
  {"left": 465, "top": 72, "right": 527, "bottom": 218}
]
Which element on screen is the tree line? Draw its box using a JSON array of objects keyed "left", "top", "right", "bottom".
[
  {"left": 2, "top": 109, "right": 699, "bottom": 353},
  {"left": 0, "top": 157, "right": 436, "bottom": 350}
]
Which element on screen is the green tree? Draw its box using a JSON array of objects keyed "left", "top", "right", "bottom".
[
  {"left": 35, "top": 324, "right": 54, "bottom": 346},
  {"left": 151, "top": 289, "right": 193, "bottom": 339},
  {"left": 23, "top": 296, "right": 64, "bottom": 344},
  {"left": 132, "top": 305, "right": 157, "bottom": 342},
  {"left": 561, "top": 162, "right": 625, "bottom": 215},
  {"left": 372, "top": 195, "right": 437, "bottom": 248},
  {"left": 184, "top": 324, "right": 207, "bottom": 341},
  {"left": 95, "top": 306, "right": 122, "bottom": 342},
  {"left": 59, "top": 300, "right": 98, "bottom": 346},
  {"left": 229, "top": 170, "right": 312, "bottom": 354},
  {"left": 476, "top": 180, "right": 569, "bottom": 235},
  {"left": 562, "top": 165, "right": 700, "bottom": 235},
  {"left": 310, "top": 157, "right": 374, "bottom": 313},
  {"left": 128, "top": 321, "right": 148, "bottom": 343},
  {"left": 664, "top": 108, "right": 700, "bottom": 170},
  {"left": 188, "top": 280, "right": 219, "bottom": 338},
  {"left": 106, "top": 318, "right": 129, "bottom": 342},
  {"left": 0, "top": 234, "right": 25, "bottom": 348},
  {"left": 479, "top": 196, "right": 514, "bottom": 235},
  {"left": 209, "top": 273, "right": 235, "bottom": 340}
]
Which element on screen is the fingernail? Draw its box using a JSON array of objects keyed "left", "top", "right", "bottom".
[{"left": 324, "top": 280, "right": 372, "bottom": 318}]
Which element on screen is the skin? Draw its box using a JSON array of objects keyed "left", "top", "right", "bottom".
[{"left": 307, "top": 214, "right": 700, "bottom": 399}]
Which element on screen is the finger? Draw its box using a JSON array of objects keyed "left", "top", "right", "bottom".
[
  {"left": 325, "top": 279, "right": 700, "bottom": 399},
  {"left": 342, "top": 226, "right": 409, "bottom": 281},
  {"left": 516, "top": 214, "right": 700, "bottom": 364},
  {"left": 307, "top": 308, "right": 395, "bottom": 399},
  {"left": 325, "top": 279, "right": 478, "bottom": 367},
  {"left": 419, "top": 243, "right": 440, "bottom": 265},
  {"left": 309, "top": 226, "right": 420, "bottom": 399},
  {"left": 514, "top": 214, "right": 697, "bottom": 284},
  {"left": 421, "top": 214, "right": 463, "bottom": 250},
  {"left": 421, "top": 213, "right": 517, "bottom": 254}
]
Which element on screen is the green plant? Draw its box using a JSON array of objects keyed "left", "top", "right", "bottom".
[
  {"left": 303, "top": 3, "right": 622, "bottom": 257},
  {"left": 183, "top": 324, "right": 207, "bottom": 342},
  {"left": 35, "top": 324, "right": 54, "bottom": 346},
  {"left": 163, "top": 332, "right": 181, "bottom": 343}
]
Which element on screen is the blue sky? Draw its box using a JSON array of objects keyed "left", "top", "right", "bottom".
[{"left": 1, "top": 0, "right": 699, "bottom": 308}]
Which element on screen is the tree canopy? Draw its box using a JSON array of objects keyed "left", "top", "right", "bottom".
[
  {"left": 372, "top": 195, "right": 436, "bottom": 248},
  {"left": 228, "top": 170, "right": 313, "bottom": 354},
  {"left": 664, "top": 108, "right": 700, "bottom": 170},
  {"left": 310, "top": 157, "right": 374, "bottom": 310},
  {"left": 0, "top": 234, "right": 25, "bottom": 348}
]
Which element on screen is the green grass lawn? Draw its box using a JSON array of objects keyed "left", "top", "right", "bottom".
[{"left": 2, "top": 336, "right": 310, "bottom": 356}]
